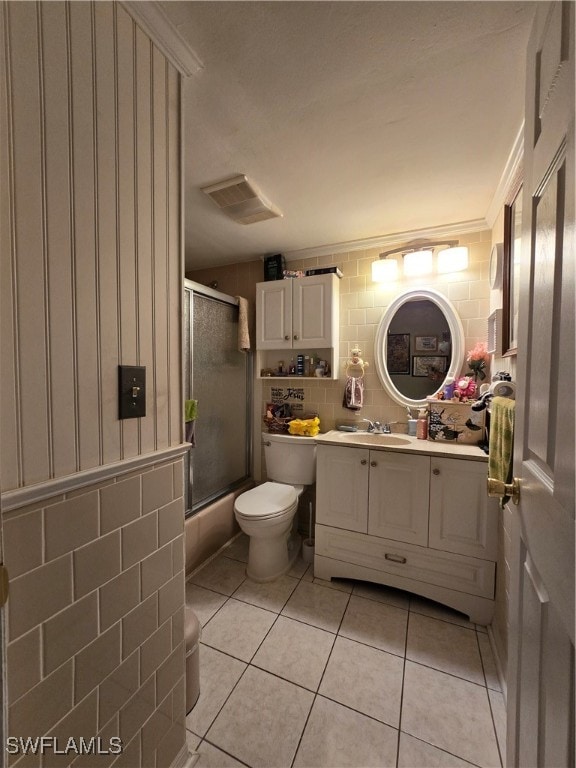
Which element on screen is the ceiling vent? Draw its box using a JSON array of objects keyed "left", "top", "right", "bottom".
[{"left": 201, "top": 175, "right": 282, "bottom": 225}]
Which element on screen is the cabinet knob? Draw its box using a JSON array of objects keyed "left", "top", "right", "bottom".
[
  {"left": 432, "top": 468, "right": 440, "bottom": 475},
  {"left": 370, "top": 461, "right": 377, "bottom": 467},
  {"left": 360, "top": 459, "right": 367, "bottom": 465},
  {"left": 293, "top": 334, "right": 299, "bottom": 340},
  {"left": 284, "top": 335, "right": 290, "bottom": 341}
]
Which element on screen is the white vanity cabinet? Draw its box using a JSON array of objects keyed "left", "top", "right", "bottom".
[
  {"left": 316, "top": 446, "right": 430, "bottom": 545},
  {"left": 315, "top": 443, "right": 498, "bottom": 624}
]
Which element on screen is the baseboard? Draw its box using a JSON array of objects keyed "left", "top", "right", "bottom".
[
  {"left": 171, "top": 744, "right": 200, "bottom": 768},
  {"left": 186, "top": 530, "right": 244, "bottom": 581},
  {"left": 487, "top": 624, "right": 507, "bottom": 703}
]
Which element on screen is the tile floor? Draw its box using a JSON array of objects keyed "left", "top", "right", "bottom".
[{"left": 185, "top": 534, "right": 506, "bottom": 768}]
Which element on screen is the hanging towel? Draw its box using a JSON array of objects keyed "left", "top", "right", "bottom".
[
  {"left": 185, "top": 399, "right": 198, "bottom": 447},
  {"left": 235, "top": 296, "right": 251, "bottom": 352},
  {"left": 488, "top": 396, "right": 515, "bottom": 506},
  {"left": 342, "top": 376, "right": 364, "bottom": 410}
]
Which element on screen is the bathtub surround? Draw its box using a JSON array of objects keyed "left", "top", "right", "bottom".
[{"left": 1, "top": 3, "right": 187, "bottom": 765}]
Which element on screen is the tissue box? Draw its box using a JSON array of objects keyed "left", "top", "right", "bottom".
[{"left": 427, "top": 399, "right": 485, "bottom": 444}]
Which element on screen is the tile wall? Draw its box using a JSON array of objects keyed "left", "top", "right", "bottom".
[
  {"left": 260, "top": 229, "right": 492, "bottom": 431},
  {"left": 4, "top": 458, "right": 187, "bottom": 767}
]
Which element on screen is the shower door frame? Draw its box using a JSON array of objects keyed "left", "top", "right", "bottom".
[{"left": 184, "top": 279, "right": 253, "bottom": 516}]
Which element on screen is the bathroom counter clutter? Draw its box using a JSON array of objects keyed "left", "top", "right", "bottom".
[
  {"left": 314, "top": 430, "right": 488, "bottom": 461},
  {"left": 314, "top": 433, "right": 498, "bottom": 624}
]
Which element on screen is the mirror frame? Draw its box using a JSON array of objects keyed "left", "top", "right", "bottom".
[{"left": 374, "top": 287, "right": 465, "bottom": 409}]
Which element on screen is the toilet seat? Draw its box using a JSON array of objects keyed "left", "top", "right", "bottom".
[{"left": 234, "top": 482, "right": 301, "bottom": 520}]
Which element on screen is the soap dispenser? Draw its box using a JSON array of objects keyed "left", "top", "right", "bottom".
[{"left": 416, "top": 408, "right": 428, "bottom": 440}]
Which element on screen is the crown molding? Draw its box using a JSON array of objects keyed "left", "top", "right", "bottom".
[
  {"left": 121, "top": 1, "right": 203, "bottom": 77},
  {"left": 485, "top": 122, "right": 524, "bottom": 227},
  {"left": 283, "top": 218, "right": 488, "bottom": 262}
]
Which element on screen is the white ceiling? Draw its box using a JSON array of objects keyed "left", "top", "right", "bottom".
[{"left": 159, "top": 1, "right": 534, "bottom": 271}]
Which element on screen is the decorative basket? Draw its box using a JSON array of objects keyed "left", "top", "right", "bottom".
[{"left": 263, "top": 415, "right": 292, "bottom": 434}]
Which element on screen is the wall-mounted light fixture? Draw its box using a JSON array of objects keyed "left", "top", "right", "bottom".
[{"left": 371, "top": 240, "right": 469, "bottom": 283}]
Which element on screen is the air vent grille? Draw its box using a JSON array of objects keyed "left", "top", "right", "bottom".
[{"left": 201, "top": 175, "right": 282, "bottom": 225}]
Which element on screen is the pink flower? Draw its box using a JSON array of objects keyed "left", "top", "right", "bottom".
[{"left": 466, "top": 342, "right": 488, "bottom": 364}]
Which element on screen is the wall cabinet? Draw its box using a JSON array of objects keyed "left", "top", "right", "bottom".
[
  {"left": 315, "top": 444, "right": 498, "bottom": 624},
  {"left": 256, "top": 274, "right": 339, "bottom": 379}
]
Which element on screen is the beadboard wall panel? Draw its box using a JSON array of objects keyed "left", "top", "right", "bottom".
[{"left": 1, "top": 1, "right": 182, "bottom": 491}]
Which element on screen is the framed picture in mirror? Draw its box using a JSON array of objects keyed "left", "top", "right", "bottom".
[
  {"left": 386, "top": 333, "right": 410, "bottom": 374},
  {"left": 412, "top": 355, "right": 447, "bottom": 378},
  {"left": 415, "top": 335, "right": 438, "bottom": 352},
  {"left": 502, "top": 185, "right": 522, "bottom": 355}
]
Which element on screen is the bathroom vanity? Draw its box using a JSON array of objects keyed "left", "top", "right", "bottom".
[{"left": 314, "top": 431, "right": 498, "bottom": 624}]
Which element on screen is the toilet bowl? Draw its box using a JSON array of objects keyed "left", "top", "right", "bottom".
[{"left": 234, "top": 432, "right": 316, "bottom": 582}]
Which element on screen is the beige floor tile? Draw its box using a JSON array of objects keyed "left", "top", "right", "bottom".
[
  {"left": 478, "top": 632, "right": 502, "bottom": 691},
  {"left": 201, "top": 599, "right": 276, "bottom": 662},
  {"left": 488, "top": 689, "right": 506, "bottom": 764},
  {"left": 232, "top": 573, "right": 299, "bottom": 612},
  {"left": 352, "top": 581, "right": 411, "bottom": 610},
  {"left": 186, "top": 729, "right": 201, "bottom": 753},
  {"left": 287, "top": 558, "right": 309, "bottom": 579},
  {"left": 293, "top": 695, "right": 398, "bottom": 768},
  {"left": 185, "top": 583, "right": 227, "bottom": 627},
  {"left": 339, "top": 595, "right": 408, "bottom": 657},
  {"left": 410, "top": 596, "right": 475, "bottom": 629},
  {"left": 191, "top": 556, "right": 247, "bottom": 596},
  {"left": 221, "top": 534, "right": 250, "bottom": 564},
  {"left": 319, "top": 636, "right": 403, "bottom": 727},
  {"left": 281, "top": 580, "right": 350, "bottom": 633},
  {"left": 185, "top": 645, "right": 246, "bottom": 737},
  {"left": 402, "top": 661, "right": 500, "bottom": 767},
  {"left": 398, "top": 732, "right": 477, "bottom": 767},
  {"left": 194, "top": 740, "right": 247, "bottom": 767},
  {"left": 252, "top": 615, "right": 334, "bottom": 691},
  {"left": 312, "top": 576, "right": 354, "bottom": 593},
  {"left": 301, "top": 564, "right": 314, "bottom": 582},
  {"left": 207, "top": 666, "right": 313, "bottom": 768},
  {"left": 406, "top": 613, "right": 484, "bottom": 684}
]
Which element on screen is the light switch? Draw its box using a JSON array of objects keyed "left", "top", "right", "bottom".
[{"left": 118, "top": 365, "right": 146, "bottom": 419}]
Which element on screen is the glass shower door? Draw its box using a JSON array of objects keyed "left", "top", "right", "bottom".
[{"left": 186, "top": 287, "right": 251, "bottom": 513}]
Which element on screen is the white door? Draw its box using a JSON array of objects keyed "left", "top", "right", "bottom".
[
  {"left": 292, "top": 274, "right": 334, "bottom": 348},
  {"left": 316, "top": 446, "right": 369, "bottom": 533},
  {"left": 429, "top": 458, "right": 498, "bottom": 561},
  {"left": 507, "top": 3, "right": 575, "bottom": 766},
  {"left": 255, "top": 280, "right": 292, "bottom": 350},
  {"left": 368, "top": 452, "right": 430, "bottom": 546}
]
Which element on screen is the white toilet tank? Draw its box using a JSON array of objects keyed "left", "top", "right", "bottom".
[{"left": 263, "top": 432, "right": 316, "bottom": 485}]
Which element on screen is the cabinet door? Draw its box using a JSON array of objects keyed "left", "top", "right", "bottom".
[
  {"left": 292, "top": 274, "right": 334, "bottom": 347},
  {"left": 256, "top": 281, "right": 292, "bottom": 350},
  {"left": 316, "top": 446, "right": 368, "bottom": 533},
  {"left": 429, "top": 457, "right": 498, "bottom": 560},
  {"left": 368, "top": 452, "right": 430, "bottom": 545}
]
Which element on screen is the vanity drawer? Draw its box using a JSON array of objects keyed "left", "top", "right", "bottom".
[{"left": 315, "top": 524, "right": 495, "bottom": 599}]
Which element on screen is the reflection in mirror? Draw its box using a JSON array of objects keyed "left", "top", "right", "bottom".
[{"left": 374, "top": 288, "right": 465, "bottom": 408}]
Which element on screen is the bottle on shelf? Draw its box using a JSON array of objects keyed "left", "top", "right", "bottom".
[{"left": 289, "top": 359, "right": 296, "bottom": 375}]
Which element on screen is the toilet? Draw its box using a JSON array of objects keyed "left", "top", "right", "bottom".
[{"left": 234, "top": 432, "right": 317, "bottom": 582}]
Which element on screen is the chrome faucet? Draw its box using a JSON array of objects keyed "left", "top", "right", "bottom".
[{"left": 362, "top": 419, "right": 391, "bottom": 434}]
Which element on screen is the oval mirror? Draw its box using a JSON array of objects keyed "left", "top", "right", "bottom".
[{"left": 374, "top": 288, "right": 465, "bottom": 409}]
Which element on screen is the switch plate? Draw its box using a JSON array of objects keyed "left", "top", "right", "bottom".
[{"left": 118, "top": 365, "right": 146, "bottom": 419}]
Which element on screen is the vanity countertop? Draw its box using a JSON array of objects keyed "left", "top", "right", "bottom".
[{"left": 314, "top": 430, "right": 488, "bottom": 462}]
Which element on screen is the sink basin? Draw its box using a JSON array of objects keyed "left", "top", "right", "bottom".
[{"left": 334, "top": 432, "right": 412, "bottom": 446}]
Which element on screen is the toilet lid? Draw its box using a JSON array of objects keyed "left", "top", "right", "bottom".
[{"left": 235, "top": 482, "right": 298, "bottom": 519}]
